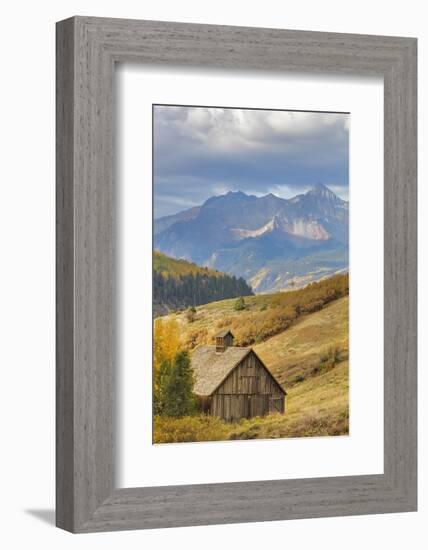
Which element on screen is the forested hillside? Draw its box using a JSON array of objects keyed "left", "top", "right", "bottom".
[{"left": 153, "top": 251, "right": 253, "bottom": 317}]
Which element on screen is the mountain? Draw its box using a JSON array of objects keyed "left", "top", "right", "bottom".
[
  {"left": 153, "top": 251, "right": 253, "bottom": 317},
  {"left": 154, "top": 184, "right": 348, "bottom": 292},
  {"left": 154, "top": 205, "right": 201, "bottom": 235}
]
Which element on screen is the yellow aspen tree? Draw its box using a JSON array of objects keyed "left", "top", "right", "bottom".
[{"left": 153, "top": 317, "right": 181, "bottom": 392}]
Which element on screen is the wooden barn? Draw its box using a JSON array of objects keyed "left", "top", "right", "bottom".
[{"left": 191, "top": 331, "right": 286, "bottom": 422}]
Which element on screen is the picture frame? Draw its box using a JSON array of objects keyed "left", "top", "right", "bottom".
[{"left": 56, "top": 16, "right": 417, "bottom": 533}]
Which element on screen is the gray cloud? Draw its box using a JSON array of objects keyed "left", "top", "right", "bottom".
[{"left": 154, "top": 105, "right": 349, "bottom": 218}]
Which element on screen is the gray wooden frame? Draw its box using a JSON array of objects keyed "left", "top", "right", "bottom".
[{"left": 56, "top": 16, "right": 417, "bottom": 533}]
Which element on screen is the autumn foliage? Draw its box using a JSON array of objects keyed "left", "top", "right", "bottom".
[
  {"left": 153, "top": 318, "right": 180, "bottom": 415},
  {"left": 180, "top": 274, "right": 349, "bottom": 349},
  {"left": 153, "top": 318, "right": 181, "bottom": 383},
  {"left": 225, "top": 274, "right": 348, "bottom": 346},
  {"left": 153, "top": 318, "right": 196, "bottom": 417}
]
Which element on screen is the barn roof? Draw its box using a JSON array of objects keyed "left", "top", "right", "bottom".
[
  {"left": 215, "top": 329, "right": 234, "bottom": 338},
  {"left": 191, "top": 345, "right": 250, "bottom": 396}
]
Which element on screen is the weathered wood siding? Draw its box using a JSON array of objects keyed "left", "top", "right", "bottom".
[{"left": 210, "top": 351, "right": 285, "bottom": 422}]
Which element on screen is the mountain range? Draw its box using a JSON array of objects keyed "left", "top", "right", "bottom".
[{"left": 154, "top": 183, "right": 349, "bottom": 292}]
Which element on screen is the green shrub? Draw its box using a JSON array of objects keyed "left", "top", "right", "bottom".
[
  {"left": 319, "top": 346, "right": 340, "bottom": 373},
  {"left": 234, "top": 296, "right": 246, "bottom": 311}
]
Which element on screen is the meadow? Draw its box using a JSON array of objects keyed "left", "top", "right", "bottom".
[{"left": 154, "top": 289, "right": 349, "bottom": 443}]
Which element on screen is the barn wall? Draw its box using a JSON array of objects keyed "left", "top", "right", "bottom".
[
  {"left": 216, "top": 352, "right": 284, "bottom": 396},
  {"left": 210, "top": 352, "right": 285, "bottom": 421},
  {"left": 210, "top": 393, "right": 285, "bottom": 422}
]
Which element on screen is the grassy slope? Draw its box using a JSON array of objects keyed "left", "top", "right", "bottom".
[
  {"left": 254, "top": 296, "right": 349, "bottom": 388},
  {"left": 230, "top": 297, "right": 349, "bottom": 439},
  {"left": 228, "top": 362, "right": 348, "bottom": 440},
  {"left": 162, "top": 274, "right": 347, "bottom": 350},
  {"left": 154, "top": 295, "right": 349, "bottom": 442}
]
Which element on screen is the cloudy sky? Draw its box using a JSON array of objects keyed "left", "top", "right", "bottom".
[{"left": 153, "top": 105, "right": 349, "bottom": 218}]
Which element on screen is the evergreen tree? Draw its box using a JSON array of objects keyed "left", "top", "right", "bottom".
[
  {"left": 163, "top": 351, "right": 196, "bottom": 417},
  {"left": 153, "top": 268, "right": 253, "bottom": 315},
  {"left": 234, "top": 296, "right": 246, "bottom": 311}
]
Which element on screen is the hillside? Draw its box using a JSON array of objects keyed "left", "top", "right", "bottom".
[
  {"left": 154, "top": 275, "right": 349, "bottom": 441},
  {"left": 231, "top": 296, "right": 349, "bottom": 439},
  {"left": 161, "top": 273, "right": 348, "bottom": 349},
  {"left": 154, "top": 292, "right": 349, "bottom": 442},
  {"left": 254, "top": 296, "right": 349, "bottom": 388},
  {"left": 154, "top": 184, "right": 348, "bottom": 292},
  {"left": 153, "top": 251, "right": 253, "bottom": 317}
]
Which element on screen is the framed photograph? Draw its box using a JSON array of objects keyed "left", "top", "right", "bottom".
[
  {"left": 56, "top": 17, "right": 417, "bottom": 532},
  {"left": 150, "top": 104, "right": 349, "bottom": 443}
]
